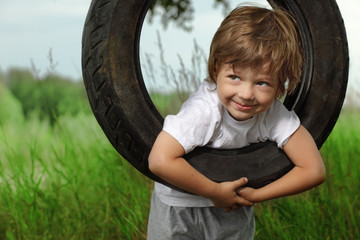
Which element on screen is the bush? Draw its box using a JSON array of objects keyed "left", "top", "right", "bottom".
[
  {"left": 0, "top": 73, "right": 24, "bottom": 125},
  {"left": 5, "top": 68, "right": 91, "bottom": 125}
]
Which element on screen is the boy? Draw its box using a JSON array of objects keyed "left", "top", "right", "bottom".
[{"left": 147, "top": 5, "right": 326, "bottom": 239}]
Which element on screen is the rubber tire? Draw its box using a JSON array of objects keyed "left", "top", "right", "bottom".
[{"left": 81, "top": 0, "right": 348, "bottom": 189}]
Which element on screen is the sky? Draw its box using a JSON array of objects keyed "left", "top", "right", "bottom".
[{"left": 0, "top": 0, "right": 359, "bottom": 101}]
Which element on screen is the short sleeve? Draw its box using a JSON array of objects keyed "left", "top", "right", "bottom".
[
  {"left": 163, "top": 86, "right": 220, "bottom": 154},
  {"left": 264, "top": 100, "right": 300, "bottom": 148}
]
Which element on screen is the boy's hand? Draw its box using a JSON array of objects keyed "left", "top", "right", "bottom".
[
  {"left": 209, "top": 177, "right": 253, "bottom": 211},
  {"left": 237, "top": 187, "right": 260, "bottom": 203}
]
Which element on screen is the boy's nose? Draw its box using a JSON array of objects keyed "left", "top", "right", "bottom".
[{"left": 237, "top": 84, "right": 255, "bottom": 101}]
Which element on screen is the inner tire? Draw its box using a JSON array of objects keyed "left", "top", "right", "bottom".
[{"left": 81, "top": 0, "right": 348, "bottom": 189}]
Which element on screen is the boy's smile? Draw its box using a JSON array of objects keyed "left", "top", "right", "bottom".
[{"left": 216, "top": 63, "right": 279, "bottom": 121}]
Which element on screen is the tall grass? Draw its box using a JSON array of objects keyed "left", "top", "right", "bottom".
[
  {"left": 0, "top": 113, "right": 152, "bottom": 239},
  {"left": 142, "top": 31, "right": 206, "bottom": 115},
  {"left": 1, "top": 108, "right": 359, "bottom": 239},
  {"left": 1, "top": 66, "right": 359, "bottom": 239}
]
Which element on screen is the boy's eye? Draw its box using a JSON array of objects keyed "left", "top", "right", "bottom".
[
  {"left": 229, "top": 75, "right": 240, "bottom": 81},
  {"left": 257, "top": 81, "right": 269, "bottom": 86}
]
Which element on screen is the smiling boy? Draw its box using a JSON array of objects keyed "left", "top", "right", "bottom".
[
  {"left": 216, "top": 63, "right": 277, "bottom": 121},
  {"left": 147, "top": 6, "right": 325, "bottom": 240}
]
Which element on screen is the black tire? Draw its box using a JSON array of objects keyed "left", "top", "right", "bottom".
[{"left": 81, "top": 0, "right": 348, "bottom": 189}]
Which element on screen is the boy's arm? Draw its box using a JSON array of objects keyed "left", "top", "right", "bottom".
[
  {"left": 149, "top": 130, "right": 253, "bottom": 209},
  {"left": 238, "top": 125, "right": 326, "bottom": 203}
]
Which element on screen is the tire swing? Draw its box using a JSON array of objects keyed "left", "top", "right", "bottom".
[{"left": 81, "top": 0, "right": 348, "bottom": 190}]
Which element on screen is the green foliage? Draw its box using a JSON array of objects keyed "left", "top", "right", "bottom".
[
  {"left": 0, "top": 73, "right": 24, "bottom": 125},
  {"left": 148, "top": 0, "right": 231, "bottom": 31},
  {"left": 0, "top": 113, "right": 152, "bottom": 239},
  {"left": 0, "top": 109, "right": 359, "bottom": 239},
  {"left": 5, "top": 68, "right": 91, "bottom": 125},
  {"left": 0, "top": 89, "right": 359, "bottom": 239},
  {"left": 150, "top": 92, "right": 186, "bottom": 116},
  {"left": 149, "top": 0, "right": 194, "bottom": 31},
  {"left": 0, "top": 62, "right": 358, "bottom": 238}
]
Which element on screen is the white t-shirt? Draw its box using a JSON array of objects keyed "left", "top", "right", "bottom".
[{"left": 154, "top": 81, "right": 300, "bottom": 207}]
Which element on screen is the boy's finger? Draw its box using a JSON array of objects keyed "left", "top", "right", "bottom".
[
  {"left": 233, "top": 177, "right": 248, "bottom": 188},
  {"left": 236, "top": 197, "right": 253, "bottom": 206}
]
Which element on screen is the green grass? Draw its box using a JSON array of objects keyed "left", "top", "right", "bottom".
[
  {"left": 0, "top": 113, "right": 152, "bottom": 239},
  {"left": 150, "top": 92, "right": 186, "bottom": 117},
  {"left": 0, "top": 109, "right": 359, "bottom": 239}
]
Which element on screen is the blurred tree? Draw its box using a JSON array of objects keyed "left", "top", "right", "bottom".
[
  {"left": 0, "top": 72, "right": 24, "bottom": 125},
  {"left": 148, "top": 0, "right": 231, "bottom": 31},
  {"left": 5, "top": 68, "right": 91, "bottom": 125}
]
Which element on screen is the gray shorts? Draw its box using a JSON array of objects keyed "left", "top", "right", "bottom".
[{"left": 147, "top": 191, "right": 255, "bottom": 240}]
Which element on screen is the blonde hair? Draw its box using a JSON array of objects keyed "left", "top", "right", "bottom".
[{"left": 208, "top": 6, "right": 303, "bottom": 97}]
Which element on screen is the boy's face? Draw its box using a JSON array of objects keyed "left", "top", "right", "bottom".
[{"left": 216, "top": 63, "right": 279, "bottom": 121}]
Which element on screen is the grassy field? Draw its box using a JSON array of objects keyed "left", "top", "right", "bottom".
[
  {"left": 0, "top": 113, "right": 152, "bottom": 239},
  {"left": 0, "top": 109, "right": 359, "bottom": 239}
]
